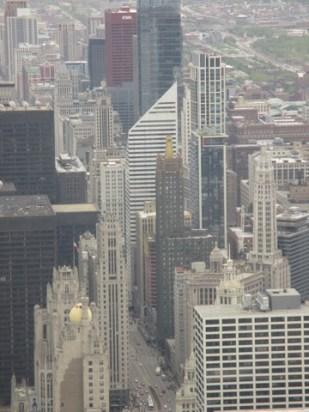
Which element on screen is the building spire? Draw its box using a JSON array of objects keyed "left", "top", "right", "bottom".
[{"left": 165, "top": 136, "right": 174, "bottom": 159}]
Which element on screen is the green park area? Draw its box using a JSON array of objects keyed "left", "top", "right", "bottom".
[{"left": 253, "top": 35, "right": 309, "bottom": 64}]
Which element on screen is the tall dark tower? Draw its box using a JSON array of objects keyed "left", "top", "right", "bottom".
[
  {"left": 137, "top": 0, "right": 182, "bottom": 115},
  {"left": 0, "top": 106, "right": 56, "bottom": 202},
  {"left": 156, "top": 137, "right": 184, "bottom": 343},
  {"left": 88, "top": 37, "right": 105, "bottom": 89},
  {"left": 0, "top": 195, "right": 56, "bottom": 405}
]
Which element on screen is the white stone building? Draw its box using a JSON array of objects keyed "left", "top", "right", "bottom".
[
  {"left": 97, "top": 216, "right": 129, "bottom": 407},
  {"left": 248, "top": 147, "right": 290, "bottom": 289},
  {"left": 193, "top": 289, "right": 309, "bottom": 412},
  {"left": 34, "top": 266, "right": 109, "bottom": 412}
]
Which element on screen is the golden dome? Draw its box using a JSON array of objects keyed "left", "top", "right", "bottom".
[{"left": 69, "top": 303, "right": 92, "bottom": 324}]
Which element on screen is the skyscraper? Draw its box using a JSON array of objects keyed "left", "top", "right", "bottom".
[
  {"left": 97, "top": 216, "right": 129, "bottom": 408},
  {"left": 190, "top": 51, "right": 226, "bottom": 134},
  {"left": 248, "top": 147, "right": 290, "bottom": 289},
  {"left": 156, "top": 139, "right": 184, "bottom": 341},
  {"left": 192, "top": 130, "right": 228, "bottom": 247},
  {"left": 0, "top": 195, "right": 56, "bottom": 405},
  {"left": 95, "top": 93, "right": 114, "bottom": 150},
  {"left": 100, "top": 158, "right": 126, "bottom": 236},
  {"left": 58, "top": 23, "right": 77, "bottom": 61},
  {"left": 277, "top": 208, "right": 309, "bottom": 299},
  {"left": 105, "top": 7, "right": 137, "bottom": 134},
  {"left": 105, "top": 7, "right": 136, "bottom": 87},
  {"left": 6, "top": 8, "right": 38, "bottom": 80},
  {"left": 127, "top": 82, "right": 178, "bottom": 246},
  {"left": 0, "top": 105, "right": 56, "bottom": 202},
  {"left": 88, "top": 37, "right": 105, "bottom": 89},
  {"left": 3, "top": 0, "right": 27, "bottom": 78},
  {"left": 137, "top": 0, "right": 182, "bottom": 115}
]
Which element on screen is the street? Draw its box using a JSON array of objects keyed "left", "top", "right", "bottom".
[{"left": 128, "top": 321, "right": 176, "bottom": 412}]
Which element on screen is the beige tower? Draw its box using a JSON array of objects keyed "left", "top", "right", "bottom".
[
  {"left": 97, "top": 215, "right": 129, "bottom": 408},
  {"left": 34, "top": 266, "right": 109, "bottom": 412}
]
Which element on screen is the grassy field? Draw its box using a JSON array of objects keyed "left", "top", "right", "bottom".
[{"left": 253, "top": 35, "right": 309, "bottom": 64}]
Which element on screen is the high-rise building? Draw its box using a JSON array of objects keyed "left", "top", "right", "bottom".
[
  {"left": 277, "top": 208, "right": 309, "bottom": 299},
  {"left": 97, "top": 216, "right": 129, "bottom": 408},
  {"left": 34, "top": 266, "right": 109, "bottom": 412},
  {"left": 0, "top": 195, "right": 56, "bottom": 405},
  {"left": 156, "top": 138, "right": 185, "bottom": 341},
  {"left": 157, "top": 230, "right": 215, "bottom": 343},
  {"left": 88, "top": 37, "right": 105, "bottom": 89},
  {"left": 105, "top": 7, "right": 137, "bottom": 134},
  {"left": 58, "top": 23, "right": 78, "bottom": 61},
  {"left": 55, "top": 153, "right": 87, "bottom": 204},
  {"left": 248, "top": 147, "right": 290, "bottom": 289},
  {"left": 136, "top": 201, "right": 156, "bottom": 319},
  {"left": 105, "top": 6, "right": 136, "bottom": 87},
  {"left": 190, "top": 51, "right": 226, "bottom": 134},
  {"left": 137, "top": 0, "right": 182, "bottom": 115},
  {"left": 52, "top": 203, "right": 99, "bottom": 267},
  {"left": 95, "top": 92, "right": 114, "bottom": 150},
  {"left": 100, "top": 158, "right": 126, "bottom": 235},
  {"left": 192, "top": 130, "right": 228, "bottom": 247},
  {"left": 0, "top": 105, "right": 56, "bottom": 202},
  {"left": 193, "top": 289, "right": 309, "bottom": 412},
  {"left": 127, "top": 82, "right": 178, "bottom": 246},
  {"left": 3, "top": 0, "right": 27, "bottom": 77},
  {"left": 6, "top": 8, "right": 38, "bottom": 80}
]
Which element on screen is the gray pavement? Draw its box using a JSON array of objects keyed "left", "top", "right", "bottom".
[{"left": 128, "top": 321, "right": 176, "bottom": 412}]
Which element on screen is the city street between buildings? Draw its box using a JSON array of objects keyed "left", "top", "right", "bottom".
[{"left": 128, "top": 321, "right": 176, "bottom": 412}]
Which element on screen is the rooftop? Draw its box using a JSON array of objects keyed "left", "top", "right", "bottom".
[
  {"left": 56, "top": 153, "right": 86, "bottom": 173},
  {"left": 52, "top": 203, "right": 98, "bottom": 214},
  {"left": 195, "top": 302, "right": 309, "bottom": 318},
  {"left": 0, "top": 195, "right": 54, "bottom": 218}
]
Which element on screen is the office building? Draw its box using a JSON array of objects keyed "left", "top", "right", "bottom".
[
  {"left": 105, "top": 6, "right": 136, "bottom": 87},
  {"left": 192, "top": 130, "right": 228, "bottom": 247},
  {"left": 95, "top": 92, "right": 114, "bottom": 150},
  {"left": 136, "top": 201, "right": 156, "bottom": 319},
  {"left": 52, "top": 203, "right": 99, "bottom": 267},
  {"left": 3, "top": 0, "right": 27, "bottom": 77},
  {"left": 158, "top": 229, "right": 215, "bottom": 343},
  {"left": 55, "top": 154, "right": 87, "bottom": 204},
  {"left": 100, "top": 158, "right": 126, "bottom": 235},
  {"left": 137, "top": 0, "right": 182, "bottom": 115},
  {"left": 0, "top": 195, "right": 56, "bottom": 405},
  {"left": 97, "top": 216, "right": 129, "bottom": 408},
  {"left": 156, "top": 138, "right": 185, "bottom": 342},
  {"left": 127, "top": 82, "right": 178, "bottom": 246},
  {"left": 88, "top": 37, "right": 105, "bottom": 89},
  {"left": 104, "top": 6, "right": 136, "bottom": 133},
  {"left": 0, "top": 105, "right": 56, "bottom": 202},
  {"left": 174, "top": 262, "right": 223, "bottom": 374},
  {"left": 174, "top": 257, "right": 265, "bottom": 377},
  {"left": 194, "top": 289, "right": 309, "bottom": 412},
  {"left": 58, "top": 23, "right": 78, "bottom": 61},
  {"left": 190, "top": 51, "right": 226, "bottom": 134},
  {"left": 6, "top": 8, "right": 38, "bottom": 80},
  {"left": 34, "top": 266, "right": 109, "bottom": 412},
  {"left": 248, "top": 147, "right": 290, "bottom": 289},
  {"left": 277, "top": 208, "right": 309, "bottom": 299}
]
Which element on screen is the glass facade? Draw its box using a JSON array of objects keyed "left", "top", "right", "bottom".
[
  {"left": 137, "top": 0, "right": 182, "bottom": 115},
  {"left": 200, "top": 135, "right": 227, "bottom": 248}
]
